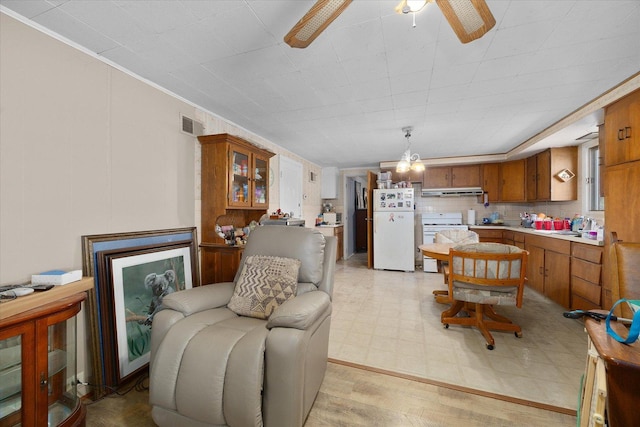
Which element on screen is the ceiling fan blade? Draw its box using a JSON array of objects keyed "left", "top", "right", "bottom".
[
  {"left": 284, "top": 0, "right": 352, "bottom": 48},
  {"left": 435, "top": 0, "right": 496, "bottom": 44}
]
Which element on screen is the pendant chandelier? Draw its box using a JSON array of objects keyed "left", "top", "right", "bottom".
[{"left": 396, "top": 127, "right": 425, "bottom": 173}]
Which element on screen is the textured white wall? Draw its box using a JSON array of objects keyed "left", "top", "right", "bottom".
[{"left": 0, "top": 14, "right": 198, "bottom": 284}]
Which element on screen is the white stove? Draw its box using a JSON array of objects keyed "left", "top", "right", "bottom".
[{"left": 421, "top": 212, "right": 468, "bottom": 272}]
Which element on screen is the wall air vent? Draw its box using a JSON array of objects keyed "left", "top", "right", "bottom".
[{"left": 181, "top": 114, "right": 204, "bottom": 137}]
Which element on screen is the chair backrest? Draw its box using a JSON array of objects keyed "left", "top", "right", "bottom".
[
  {"left": 235, "top": 226, "right": 337, "bottom": 298},
  {"left": 435, "top": 229, "right": 479, "bottom": 244},
  {"left": 610, "top": 232, "right": 640, "bottom": 318},
  {"left": 448, "top": 243, "right": 528, "bottom": 307}
]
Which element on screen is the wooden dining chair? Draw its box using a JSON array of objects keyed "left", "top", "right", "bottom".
[{"left": 441, "top": 243, "right": 528, "bottom": 350}]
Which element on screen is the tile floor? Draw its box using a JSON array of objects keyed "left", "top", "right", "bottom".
[{"left": 328, "top": 253, "right": 587, "bottom": 411}]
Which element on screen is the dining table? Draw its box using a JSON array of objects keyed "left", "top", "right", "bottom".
[{"left": 419, "top": 243, "right": 455, "bottom": 303}]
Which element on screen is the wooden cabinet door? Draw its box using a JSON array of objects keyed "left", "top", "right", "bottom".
[
  {"left": 386, "top": 168, "right": 423, "bottom": 183},
  {"left": 335, "top": 227, "right": 343, "bottom": 261},
  {"left": 629, "top": 91, "right": 640, "bottom": 162},
  {"left": 500, "top": 159, "right": 526, "bottom": 202},
  {"left": 450, "top": 165, "right": 480, "bottom": 187},
  {"left": 526, "top": 155, "right": 537, "bottom": 201},
  {"left": 481, "top": 163, "right": 500, "bottom": 202},
  {"left": 526, "top": 244, "right": 545, "bottom": 295},
  {"left": 536, "top": 150, "right": 552, "bottom": 200},
  {"left": 423, "top": 166, "right": 450, "bottom": 188},
  {"left": 200, "top": 245, "right": 243, "bottom": 284},
  {"left": 605, "top": 90, "right": 640, "bottom": 166},
  {"left": 545, "top": 250, "right": 571, "bottom": 309}
]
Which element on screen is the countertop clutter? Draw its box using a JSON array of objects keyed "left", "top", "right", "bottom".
[{"left": 470, "top": 225, "right": 604, "bottom": 246}]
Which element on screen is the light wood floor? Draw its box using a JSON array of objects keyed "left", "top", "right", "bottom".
[{"left": 85, "top": 363, "right": 576, "bottom": 426}]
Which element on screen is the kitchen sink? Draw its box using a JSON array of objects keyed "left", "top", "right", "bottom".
[{"left": 533, "top": 230, "right": 580, "bottom": 236}]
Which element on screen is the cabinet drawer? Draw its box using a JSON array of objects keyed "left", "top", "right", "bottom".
[
  {"left": 526, "top": 234, "right": 571, "bottom": 254},
  {"left": 571, "top": 258, "right": 602, "bottom": 284},
  {"left": 572, "top": 243, "right": 603, "bottom": 263},
  {"left": 572, "top": 293, "right": 601, "bottom": 310},
  {"left": 513, "top": 232, "right": 525, "bottom": 243},
  {"left": 572, "top": 276, "right": 602, "bottom": 305}
]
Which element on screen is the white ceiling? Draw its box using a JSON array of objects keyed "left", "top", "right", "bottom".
[{"left": 2, "top": 0, "right": 639, "bottom": 168}]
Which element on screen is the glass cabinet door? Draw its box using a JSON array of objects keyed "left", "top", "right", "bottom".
[
  {"left": 44, "top": 316, "right": 79, "bottom": 427},
  {"left": 0, "top": 331, "right": 28, "bottom": 426},
  {"left": 0, "top": 296, "right": 83, "bottom": 427},
  {"left": 252, "top": 154, "right": 269, "bottom": 208},
  {"left": 228, "top": 146, "right": 252, "bottom": 207}
]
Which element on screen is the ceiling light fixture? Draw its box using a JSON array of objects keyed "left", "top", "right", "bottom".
[
  {"left": 284, "top": 0, "right": 352, "bottom": 48},
  {"left": 396, "top": 127, "right": 425, "bottom": 173},
  {"left": 401, "top": 0, "right": 428, "bottom": 28}
]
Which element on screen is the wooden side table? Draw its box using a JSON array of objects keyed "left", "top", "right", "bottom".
[{"left": 580, "top": 315, "right": 640, "bottom": 427}]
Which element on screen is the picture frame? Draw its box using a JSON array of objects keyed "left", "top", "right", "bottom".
[
  {"left": 81, "top": 227, "right": 199, "bottom": 395},
  {"left": 98, "top": 241, "right": 194, "bottom": 385}
]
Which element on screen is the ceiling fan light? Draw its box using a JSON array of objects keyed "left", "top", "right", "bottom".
[
  {"left": 406, "top": 0, "right": 428, "bottom": 13},
  {"left": 436, "top": 0, "right": 496, "bottom": 44},
  {"left": 284, "top": 0, "right": 352, "bottom": 48}
]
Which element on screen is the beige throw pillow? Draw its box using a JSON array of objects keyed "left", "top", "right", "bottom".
[{"left": 228, "top": 255, "right": 301, "bottom": 319}]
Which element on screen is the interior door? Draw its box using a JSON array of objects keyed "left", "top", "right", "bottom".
[
  {"left": 366, "top": 171, "right": 377, "bottom": 269},
  {"left": 279, "top": 155, "right": 303, "bottom": 218}
]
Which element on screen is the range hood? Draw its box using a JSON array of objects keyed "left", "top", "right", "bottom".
[{"left": 421, "top": 187, "right": 484, "bottom": 197}]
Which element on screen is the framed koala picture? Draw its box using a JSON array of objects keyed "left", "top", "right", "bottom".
[
  {"left": 82, "top": 227, "right": 199, "bottom": 392},
  {"left": 96, "top": 241, "right": 194, "bottom": 386}
]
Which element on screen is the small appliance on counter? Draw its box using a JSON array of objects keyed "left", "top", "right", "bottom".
[{"left": 322, "top": 212, "right": 341, "bottom": 224}]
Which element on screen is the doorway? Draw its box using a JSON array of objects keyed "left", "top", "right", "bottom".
[
  {"left": 342, "top": 173, "right": 369, "bottom": 260},
  {"left": 279, "top": 155, "right": 303, "bottom": 219}
]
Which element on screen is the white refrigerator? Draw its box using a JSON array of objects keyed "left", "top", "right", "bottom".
[{"left": 373, "top": 188, "right": 415, "bottom": 272}]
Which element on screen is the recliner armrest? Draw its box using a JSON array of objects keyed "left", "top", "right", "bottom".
[
  {"left": 162, "top": 282, "right": 235, "bottom": 316},
  {"left": 266, "top": 291, "right": 331, "bottom": 330}
]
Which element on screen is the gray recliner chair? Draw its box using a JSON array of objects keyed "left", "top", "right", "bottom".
[{"left": 149, "top": 226, "right": 336, "bottom": 427}]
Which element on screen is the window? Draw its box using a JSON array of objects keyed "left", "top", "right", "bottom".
[{"left": 587, "top": 143, "right": 604, "bottom": 211}]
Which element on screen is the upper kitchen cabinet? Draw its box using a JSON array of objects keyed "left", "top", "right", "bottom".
[
  {"left": 529, "top": 147, "right": 578, "bottom": 202},
  {"left": 481, "top": 163, "right": 500, "bottom": 202},
  {"left": 423, "top": 165, "right": 480, "bottom": 188},
  {"left": 605, "top": 89, "right": 640, "bottom": 166},
  {"left": 379, "top": 167, "right": 423, "bottom": 184},
  {"left": 321, "top": 167, "right": 339, "bottom": 199},
  {"left": 500, "top": 159, "right": 526, "bottom": 202}
]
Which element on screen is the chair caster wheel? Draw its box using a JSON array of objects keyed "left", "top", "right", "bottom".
[
  {"left": 515, "top": 332, "right": 523, "bottom": 338},
  {"left": 486, "top": 344, "right": 494, "bottom": 350},
  {"left": 443, "top": 324, "right": 449, "bottom": 329}
]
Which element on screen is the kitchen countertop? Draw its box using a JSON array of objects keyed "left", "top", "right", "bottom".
[{"left": 469, "top": 225, "right": 604, "bottom": 246}]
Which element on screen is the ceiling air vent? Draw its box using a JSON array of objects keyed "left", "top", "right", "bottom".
[{"left": 181, "top": 114, "right": 204, "bottom": 137}]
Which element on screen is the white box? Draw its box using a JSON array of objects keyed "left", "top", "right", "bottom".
[{"left": 31, "top": 269, "right": 82, "bottom": 286}]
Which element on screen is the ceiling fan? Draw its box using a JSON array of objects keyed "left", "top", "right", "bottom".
[{"left": 284, "top": 0, "right": 496, "bottom": 48}]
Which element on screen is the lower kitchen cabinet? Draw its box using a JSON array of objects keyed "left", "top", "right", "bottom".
[
  {"left": 525, "top": 234, "right": 571, "bottom": 308},
  {"left": 571, "top": 243, "right": 604, "bottom": 309},
  {"left": 317, "top": 226, "right": 343, "bottom": 261},
  {"left": 475, "top": 228, "right": 504, "bottom": 243},
  {"left": 0, "top": 292, "right": 87, "bottom": 427},
  {"left": 200, "top": 243, "right": 243, "bottom": 284}
]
